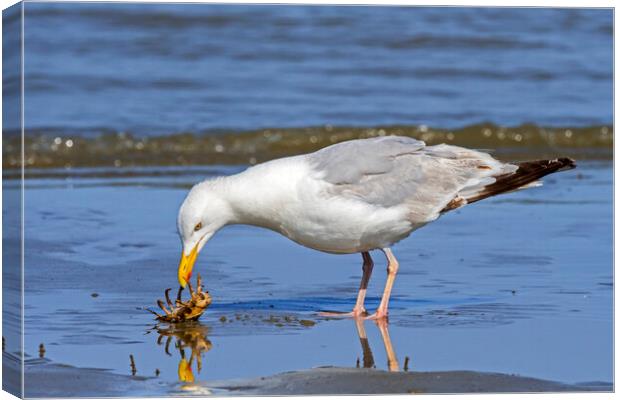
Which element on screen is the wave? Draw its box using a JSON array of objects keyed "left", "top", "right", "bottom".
[{"left": 3, "top": 123, "right": 613, "bottom": 170}]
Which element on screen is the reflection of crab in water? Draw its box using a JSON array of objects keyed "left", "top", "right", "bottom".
[
  {"left": 148, "top": 274, "right": 212, "bottom": 323},
  {"left": 154, "top": 323, "right": 212, "bottom": 383}
]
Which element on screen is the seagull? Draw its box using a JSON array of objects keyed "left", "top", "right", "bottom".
[{"left": 176, "top": 136, "right": 575, "bottom": 319}]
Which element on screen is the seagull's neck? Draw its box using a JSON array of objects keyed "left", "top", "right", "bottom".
[{"left": 210, "top": 158, "right": 306, "bottom": 229}]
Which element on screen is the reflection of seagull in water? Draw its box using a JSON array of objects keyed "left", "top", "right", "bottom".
[{"left": 176, "top": 136, "right": 575, "bottom": 319}]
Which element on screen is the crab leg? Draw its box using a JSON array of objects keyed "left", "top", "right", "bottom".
[
  {"left": 187, "top": 279, "right": 195, "bottom": 297},
  {"left": 146, "top": 309, "right": 165, "bottom": 319},
  {"left": 157, "top": 299, "right": 172, "bottom": 315},
  {"left": 196, "top": 274, "right": 203, "bottom": 292},
  {"left": 164, "top": 288, "right": 175, "bottom": 308}
]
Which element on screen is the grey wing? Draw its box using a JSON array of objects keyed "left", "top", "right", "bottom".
[
  {"left": 308, "top": 138, "right": 517, "bottom": 223},
  {"left": 307, "top": 136, "right": 426, "bottom": 184}
]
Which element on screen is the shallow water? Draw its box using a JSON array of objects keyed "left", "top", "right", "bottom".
[{"left": 5, "top": 161, "right": 611, "bottom": 395}]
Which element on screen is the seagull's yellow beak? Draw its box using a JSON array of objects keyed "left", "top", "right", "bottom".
[{"left": 178, "top": 244, "right": 199, "bottom": 288}]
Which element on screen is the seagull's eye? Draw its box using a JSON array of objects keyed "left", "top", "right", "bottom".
[{"left": 194, "top": 222, "right": 202, "bottom": 232}]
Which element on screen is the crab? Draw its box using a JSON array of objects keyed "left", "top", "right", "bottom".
[{"left": 148, "top": 274, "right": 212, "bottom": 323}]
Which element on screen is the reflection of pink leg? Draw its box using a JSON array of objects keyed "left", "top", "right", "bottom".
[
  {"left": 320, "top": 252, "right": 374, "bottom": 317},
  {"left": 354, "top": 317, "right": 375, "bottom": 368},
  {"left": 366, "top": 248, "right": 399, "bottom": 320},
  {"left": 374, "top": 318, "right": 399, "bottom": 372}
]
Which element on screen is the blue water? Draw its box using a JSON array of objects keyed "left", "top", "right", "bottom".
[{"left": 16, "top": 4, "right": 613, "bottom": 135}]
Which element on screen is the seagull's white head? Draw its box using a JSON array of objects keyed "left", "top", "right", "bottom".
[{"left": 177, "top": 180, "right": 231, "bottom": 288}]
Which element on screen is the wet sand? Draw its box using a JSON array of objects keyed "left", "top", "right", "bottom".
[
  {"left": 201, "top": 368, "right": 611, "bottom": 395},
  {"left": 14, "top": 355, "right": 610, "bottom": 397},
  {"left": 2, "top": 161, "right": 613, "bottom": 396}
]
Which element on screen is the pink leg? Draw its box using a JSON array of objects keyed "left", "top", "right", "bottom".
[
  {"left": 352, "top": 252, "right": 374, "bottom": 315},
  {"left": 320, "top": 252, "right": 374, "bottom": 317},
  {"left": 366, "top": 248, "right": 399, "bottom": 320}
]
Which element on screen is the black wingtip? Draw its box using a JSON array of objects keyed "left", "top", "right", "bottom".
[
  {"left": 462, "top": 157, "right": 577, "bottom": 206},
  {"left": 557, "top": 157, "right": 577, "bottom": 171}
]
